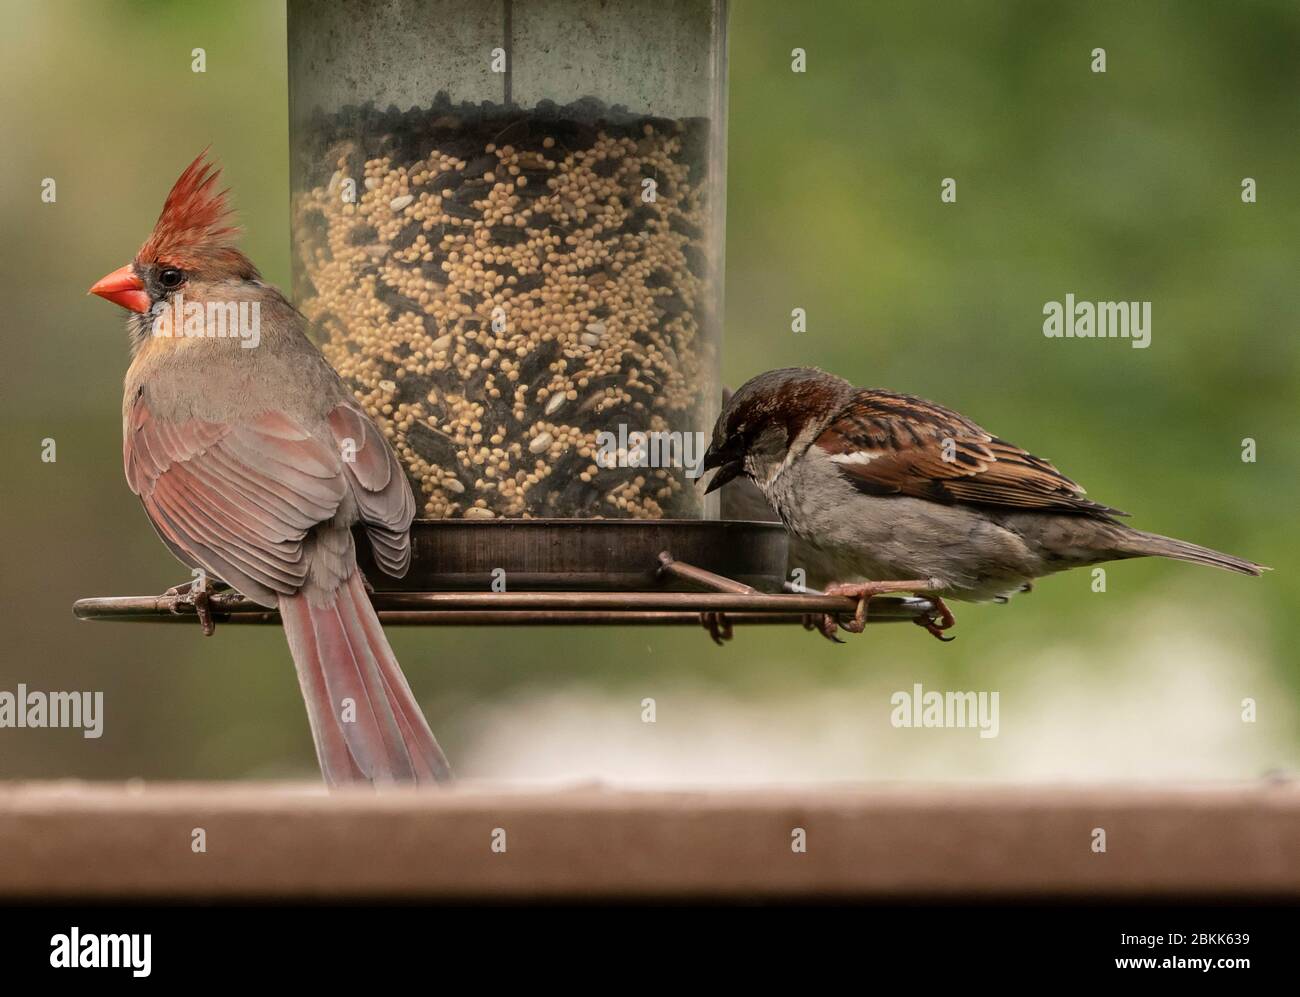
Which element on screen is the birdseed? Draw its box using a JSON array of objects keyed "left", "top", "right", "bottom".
[{"left": 292, "top": 95, "right": 718, "bottom": 520}]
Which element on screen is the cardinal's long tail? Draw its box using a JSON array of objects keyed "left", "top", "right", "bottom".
[
  {"left": 279, "top": 569, "right": 451, "bottom": 786},
  {"left": 1116, "top": 527, "right": 1266, "bottom": 577}
]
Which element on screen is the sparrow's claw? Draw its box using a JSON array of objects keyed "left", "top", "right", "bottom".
[
  {"left": 996, "top": 581, "right": 1034, "bottom": 605},
  {"left": 819, "top": 614, "right": 847, "bottom": 643},
  {"left": 822, "top": 579, "right": 940, "bottom": 636},
  {"left": 913, "top": 596, "right": 957, "bottom": 642},
  {"left": 700, "top": 612, "right": 734, "bottom": 645},
  {"left": 819, "top": 583, "right": 868, "bottom": 637},
  {"left": 815, "top": 580, "right": 954, "bottom": 643},
  {"left": 802, "top": 613, "right": 846, "bottom": 643}
]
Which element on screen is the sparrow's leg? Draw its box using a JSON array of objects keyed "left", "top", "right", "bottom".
[
  {"left": 822, "top": 579, "right": 945, "bottom": 636},
  {"left": 658, "top": 553, "right": 746, "bottom": 646},
  {"left": 803, "top": 613, "right": 846, "bottom": 644},
  {"left": 699, "top": 612, "right": 734, "bottom": 645},
  {"left": 913, "top": 596, "right": 957, "bottom": 642},
  {"left": 995, "top": 581, "right": 1034, "bottom": 606},
  {"left": 164, "top": 574, "right": 222, "bottom": 637}
]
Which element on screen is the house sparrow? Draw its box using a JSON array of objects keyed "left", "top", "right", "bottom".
[
  {"left": 89, "top": 153, "right": 450, "bottom": 785},
  {"left": 703, "top": 367, "right": 1264, "bottom": 640}
]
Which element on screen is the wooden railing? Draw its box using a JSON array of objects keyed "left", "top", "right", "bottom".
[{"left": 1, "top": 781, "right": 1296, "bottom": 900}]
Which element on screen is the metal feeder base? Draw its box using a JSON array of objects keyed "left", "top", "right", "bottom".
[{"left": 362, "top": 518, "right": 790, "bottom": 592}]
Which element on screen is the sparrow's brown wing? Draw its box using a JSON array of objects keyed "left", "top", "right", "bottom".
[
  {"left": 814, "top": 389, "right": 1126, "bottom": 517},
  {"left": 124, "top": 391, "right": 414, "bottom": 606}
]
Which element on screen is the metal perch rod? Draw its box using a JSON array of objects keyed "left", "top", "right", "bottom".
[{"left": 72, "top": 590, "right": 938, "bottom": 626}]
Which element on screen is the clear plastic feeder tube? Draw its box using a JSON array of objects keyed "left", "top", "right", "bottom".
[{"left": 289, "top": 0, "right": 727, "bottom": 520}]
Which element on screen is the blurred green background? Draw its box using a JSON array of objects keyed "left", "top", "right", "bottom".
[{"left": 1, "top": 0, "right": 1295, "bottom": 783}]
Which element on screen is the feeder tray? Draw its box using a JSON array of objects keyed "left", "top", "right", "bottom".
[
  {"left": 72, "top": 519, "right": 939, "bottom": 637},
  {"left": 362, "top": 519, "right": 780, "bottom": 590}
]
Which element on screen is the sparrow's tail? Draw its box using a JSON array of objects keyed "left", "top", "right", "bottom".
[
  {"left": 1117, "top": 527, "right": 1266, "bottom": 577},
  {"left": 279, "top": 569, "right": 451, "bottom": 786}
]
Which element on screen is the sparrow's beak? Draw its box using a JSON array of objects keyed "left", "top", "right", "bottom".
[
  {"left": 89, "top": 264, "right": 150, "bottom": 313},
  {"left": 701, "top": 440, "right": 744, "bottom": 495}
]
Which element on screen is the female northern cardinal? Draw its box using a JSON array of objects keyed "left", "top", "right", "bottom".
[{"left": 90, "top": 153, "right": 451, "bottom": 785}]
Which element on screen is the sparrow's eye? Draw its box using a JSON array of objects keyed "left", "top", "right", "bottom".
[{"left": 158, "top": 267, "right": 185, "bottom": 289}]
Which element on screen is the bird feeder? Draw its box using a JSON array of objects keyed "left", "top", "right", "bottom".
[
  {"left": 75, "top": 0, "right": 940, "bottom": 637},
  {"left": 289, "top": 0, "right": 727, "bottom": 524}
]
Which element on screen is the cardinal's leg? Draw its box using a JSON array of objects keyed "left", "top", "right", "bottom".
[{"left": 164, "top": 573, "right": 225, "bottom": 637}]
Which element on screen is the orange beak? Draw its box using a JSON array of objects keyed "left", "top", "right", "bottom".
[{"left": 89, "top": 264, "right": 150, "bottom": 313}]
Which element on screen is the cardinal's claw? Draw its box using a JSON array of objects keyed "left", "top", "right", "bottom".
[
  {"left": 165, "top": 576, "right": 220, "bottom": 637},
  {"left": 193, "top": 587, "right": 216, "bottom": 637}
]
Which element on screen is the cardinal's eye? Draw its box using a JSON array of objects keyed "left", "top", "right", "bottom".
[{"left": 158, "top": 267, "right": 185, "bottom": 289}]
